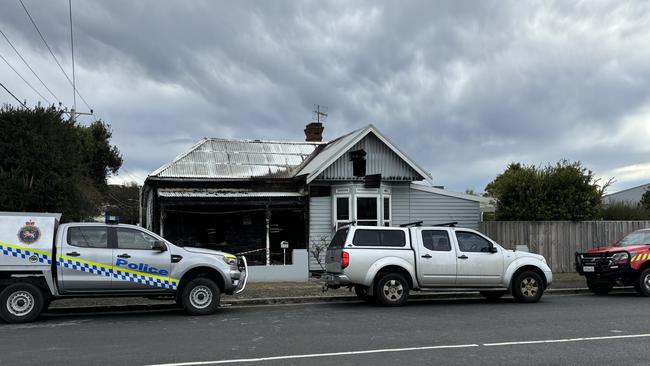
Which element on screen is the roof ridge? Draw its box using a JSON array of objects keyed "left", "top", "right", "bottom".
[{"left": 205, "top": 137, "right": 325, "bottom": 145}]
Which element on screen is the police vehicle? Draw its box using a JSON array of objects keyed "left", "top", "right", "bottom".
[{"left": 0, "top": 212, "right": 247, "bottom": 323}]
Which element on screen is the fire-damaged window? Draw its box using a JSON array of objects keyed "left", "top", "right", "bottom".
[
  {"left": 350, "top": 149, "right": 367, "bottom": 177},
  {"left": 356, "top": 196, "right": 378, "bottom": 226},
  {"left": 334, "top": 196, "right": 351, "bottom": 230}
]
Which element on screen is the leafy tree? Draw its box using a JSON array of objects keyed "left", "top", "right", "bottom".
[
  {"left": 601, "top": 202, "right": 650, "bottom": 220},
  {"left": 105, "top": 183, "right": 141, "bottom": 224},
  {"left": 642, "top": 188, "right": 650, "bottom": 212},
  {"left": 485, "top": 160, "right": 605, "bottom": 221},
  {"left": 0, "top": 105, "right": 122, "bottom": 221}
]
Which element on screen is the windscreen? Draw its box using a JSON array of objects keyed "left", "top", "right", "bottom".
[{"left": 618, "top": 231, "right": 650, "bottom": 246}]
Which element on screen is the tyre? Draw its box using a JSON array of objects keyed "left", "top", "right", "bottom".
[
  {"left": 512, "top": 271, "right": 544, "bottom": 303},
  {"left": 375, "top": 273, "right": 409, "bottom": 307},
  {"left": 480, "top": 291, "right": 506, "bottom": 301},
  {"left": 354, "top": 285, "right": 375, "bottom": 303},
  {"left": 586, "top": 277, "right": 613, "bottom": 295},
  {"left": 0, "top": 283, "right": 45, "bottom": 324},
  {"left": 181, "top": 278, "right": 221, "bottom": 316},
  {"left": 636, "top": 269, "right": 650, "bottom": 297}
]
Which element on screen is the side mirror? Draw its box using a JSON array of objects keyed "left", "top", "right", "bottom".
[
  {"left": 489, "top": 243, "right": 498, "bottom": 253},
  {"left": 152, "top": 240, "right": 167, "bottom": 252}
]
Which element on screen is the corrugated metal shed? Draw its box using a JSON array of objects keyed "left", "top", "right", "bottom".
[
  {"left": 149, "top": 138, "right": 322, "bottom": 180},
  {"left": 158, "top": 189, "right": 305, "bottom": 198}
]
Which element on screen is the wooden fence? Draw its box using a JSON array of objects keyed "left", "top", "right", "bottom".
[{"left": 478, "top": 221, "right": 650, "bottom": 273}]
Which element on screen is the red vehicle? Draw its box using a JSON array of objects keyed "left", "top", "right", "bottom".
[{"left": 576, "top": 229, "right": 650, "bottom": 296}]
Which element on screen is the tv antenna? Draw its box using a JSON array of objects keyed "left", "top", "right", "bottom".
[{"left": 312, "top": 104, "right": 328, "bottom": 124}]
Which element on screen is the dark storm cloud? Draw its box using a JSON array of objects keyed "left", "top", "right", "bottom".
[{"left": 1, "top": 0, "right": 649, "bottom": 192}]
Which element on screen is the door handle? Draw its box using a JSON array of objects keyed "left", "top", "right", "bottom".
[
  {"left": 421, "top": 254, "right": 432, "bottom": 259},
  {"left": 66, "top": 252, "right": 81, "bottom": 257},
  {"left": 458, "top": 255, "right": 469, "bottom": 259},
  {"left": 117, "top": 253, "right": 131, "bottom": 259}
]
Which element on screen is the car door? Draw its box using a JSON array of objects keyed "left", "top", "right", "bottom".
[
  {"left": 417, "top": 229, "right": 457, "bottom": 286},
  {"left": 454, "top": 230, "right": 504, "bottom": 286},
  {"left": 58, "top": 226, "right": 113, "bottom": 291},
  {"left": 112, "top": 227, "right": 172, "bottom": 291}
]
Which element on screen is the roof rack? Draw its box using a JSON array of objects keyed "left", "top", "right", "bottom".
[
  {"left": 434, "top": 222, "right": 458, "bottom": 227},
  {"left": 399, "top": 221, "right": 423, "bottom": 227}
]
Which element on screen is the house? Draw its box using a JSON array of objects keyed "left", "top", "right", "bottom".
[
  {"left": 140, "top": 123, "right": 482, "bottom": 275},
  {"left": 603, "top": 183, "right": 650, "bottom": 206}
]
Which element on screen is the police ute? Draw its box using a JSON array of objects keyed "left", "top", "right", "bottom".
[{"left": 0, "top": 212, "right": 247, "bottom": 323}]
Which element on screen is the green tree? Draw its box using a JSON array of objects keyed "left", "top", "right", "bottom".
[
  {"left": 642, "top": 188, "right": 650, "bottom": 212},
  {"left": 0, "top": 105, "right": 122, "bottom": 220},
  {"left": 105, "top": 183, "right": 141, "bottom": 224},
  {"left": 485, "top": 160, "right": 604, "bottom": 221}
]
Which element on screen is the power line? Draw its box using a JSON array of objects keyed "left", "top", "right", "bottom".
[
  {"left": 18, "top": 0, "right": 92, "bottom": 111},
  {"left": 0, "top": 27, "right": 61, "bottom": 104},
  {"left": 0, "top": 81, "right": 28, "bottom": 108},
  {"left": 0, "top": 51, "right": 49, "bottom": 103}
]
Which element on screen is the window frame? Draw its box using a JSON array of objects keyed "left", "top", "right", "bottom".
[
  {"left": 333, "top": 194, "right": 352, "bottom": 231},
  {"left": 382, "top": 195, "right": 391, "bottom": 227},
  {"left": 354, "top": 194, "right": 380, "bottom": 226},
  {"left": 421, "top": 229, "right": 452, "bottom": 252}
]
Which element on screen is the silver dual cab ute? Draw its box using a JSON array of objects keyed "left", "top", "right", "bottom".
[
  {"left": 324, "top": 223, "right": 553, "bottom": 305},
  {"left": 0, "top": 212, "right": 247, "bottom": 323}
]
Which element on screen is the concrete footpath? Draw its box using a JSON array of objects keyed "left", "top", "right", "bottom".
[{"left": 44, "top": 278, "right": 602, "bottom": 313}]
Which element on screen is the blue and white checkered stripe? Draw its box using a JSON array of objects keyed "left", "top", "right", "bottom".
[
  {"left": 0, "top": 244, "right": 52, "bottom": 264},
  {"left": 57, "top": 257, "right": 177, "bottom": 290}
]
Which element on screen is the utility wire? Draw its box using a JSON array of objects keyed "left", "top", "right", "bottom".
[
  {"left": 0, "top": 27, "right": 61, "bottom": 104},
  {"left": 68, "top": 0, "right": 76, "bottom": 113},
  {"left": 18, "top": 0, "right": 92, "bottom": 111},
  {"left": 0, "top": 81, "right": 28, "bottom": 108},
  {"left": 0, "top": 52, "right": 49, "bottom": 103}
]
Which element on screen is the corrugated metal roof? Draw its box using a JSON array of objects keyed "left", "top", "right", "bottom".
[
  {"left": 158, "top": 188, "right": 306, "bottom": 198},
  {"left": 149, "top": 138, "right": 322, "bottom": 179}
]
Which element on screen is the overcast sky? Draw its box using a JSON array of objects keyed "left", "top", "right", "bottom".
[{"left": 1, "top": 1, "right": 649, "bottom": 193}]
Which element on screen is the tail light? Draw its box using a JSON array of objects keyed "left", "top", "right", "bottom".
[{"left": 341, "top": 251, "right": 350, "bottom": 269}]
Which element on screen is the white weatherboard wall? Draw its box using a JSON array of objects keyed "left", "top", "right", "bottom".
[
  {"left": 247, "top": 249, "right": 309, "bottom": 282},
  {"left": 392, "top": 184, "right": 480, "bottom": 229},
  {"left": 308, "top": 195, "right": 332, "bottom": 271}
]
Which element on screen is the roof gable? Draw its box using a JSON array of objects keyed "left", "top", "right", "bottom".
[{"left": 297, "top": 124, "right": 432, "bottom": 183}]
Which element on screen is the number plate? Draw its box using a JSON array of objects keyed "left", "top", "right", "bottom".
[{"left": 583, "top": 266, "right": 595, "bottom": 273}]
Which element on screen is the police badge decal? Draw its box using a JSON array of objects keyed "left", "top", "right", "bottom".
[{"left": 18, "top": 220, "right": 41, "bottom": 245}]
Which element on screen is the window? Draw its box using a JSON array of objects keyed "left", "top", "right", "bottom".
[
  {"left": 334, "top": 196, "right": 352, "bottom": 230},
  {"left": 328, "top": 228, "right": 349, "bottom": 249},
  {"left": 356, "top": 196, "right": 378, "bottom": 226},
  {"left": 352, "top": 229, "right": 406, "bottom": 247},
  {"left": 383, "top": 196, "right": 391, "bottom": 226},
  {"left": 456, "top": 232, "right": 493, "bottom": 253},
  {"left": 67, "top": 227, "right": 109, "bottom": 248},
  {"left": 117, "top": 228, "right": 161, "bottom": 250},
  {"left": 422, "top": 230, "right": 451, "bottom": 251}
]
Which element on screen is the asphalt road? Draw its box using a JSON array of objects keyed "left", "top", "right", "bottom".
[{"left": 1, "top": 292, "right": 649, "bottom": 366}]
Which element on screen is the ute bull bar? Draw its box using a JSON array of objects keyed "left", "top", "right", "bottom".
[{"left": 575, "top": 250, "right": 632, "bottom": 275}]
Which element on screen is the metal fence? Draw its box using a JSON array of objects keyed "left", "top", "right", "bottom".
[{"left": 478, "top": 221, "right": 650, "bottom": 273}]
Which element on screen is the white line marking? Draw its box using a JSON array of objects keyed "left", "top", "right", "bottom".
[
  {"left": 147, "top": 333, "right": 650, "bottom": 366},
  {"left": 145, "top": 344, "right": 480, "bottom": 366},
  {"left": 483, "top": 333, "right": 650, "bottom": 347}
]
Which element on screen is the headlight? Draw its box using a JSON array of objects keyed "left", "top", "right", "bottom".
[
  {"left": 222, "top": 253, "right": 237, "bottom": 266},
  {"left": 609, "top": 252, "right": 629, "bottom": 264}
]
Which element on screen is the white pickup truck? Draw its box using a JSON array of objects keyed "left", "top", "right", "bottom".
[
  {"left": 324, "top": 223, "right": 552, "bottom": 305},
  {"left": 0, "top": 212, "right": 247, "bottom": 323}
]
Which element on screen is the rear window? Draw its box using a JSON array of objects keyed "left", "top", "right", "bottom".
[
  {"left": 328, "top": 228, "right": 349, "bottom": 249},
  {"left": 67, "top": 227, "right": 109, "bottom": 248},
  {"left": 352, "top": 229, "right": 406, "bottom": 247}
]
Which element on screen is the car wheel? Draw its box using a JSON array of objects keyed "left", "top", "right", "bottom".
[
  {"left": 375, "top": 273, "right": 409, "bottom": 307},
  {"left": 512, "top": 271, "right": 544, "bottom": 303},
  {"left": 586, "top": 277, "right": 613, "bottom": 295},
  {"left": 354, "top": 285, "right": 375, "bottom": 303},
  {"left": 182, "top": 278, "right": 221, "bottom": 315},
  {"left": 0, "top": 283, "right": 45, "bottom": 324},
  {"left": 480, "top": 291, "right": 506, "bottom": 301},
  {"left": 637, "top": 269, "right": 650, "bottom": 297}
]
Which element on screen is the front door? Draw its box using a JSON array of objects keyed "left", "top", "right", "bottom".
[
  {"left": 112, "top": 227, "right": 172, "bottom": 291},
  {"left": 58, "top": 226, "right": 113, "bottom": 291},
  {"left": 454, "top": 231, "right": 504, "bottom": 286},
  {"left": 417, "top": 229, "right": 457, "bottom": 286}
]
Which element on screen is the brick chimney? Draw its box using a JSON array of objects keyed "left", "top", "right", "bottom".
[{"left": 304, "top": 122, "right": 324, "bottom": 142}]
